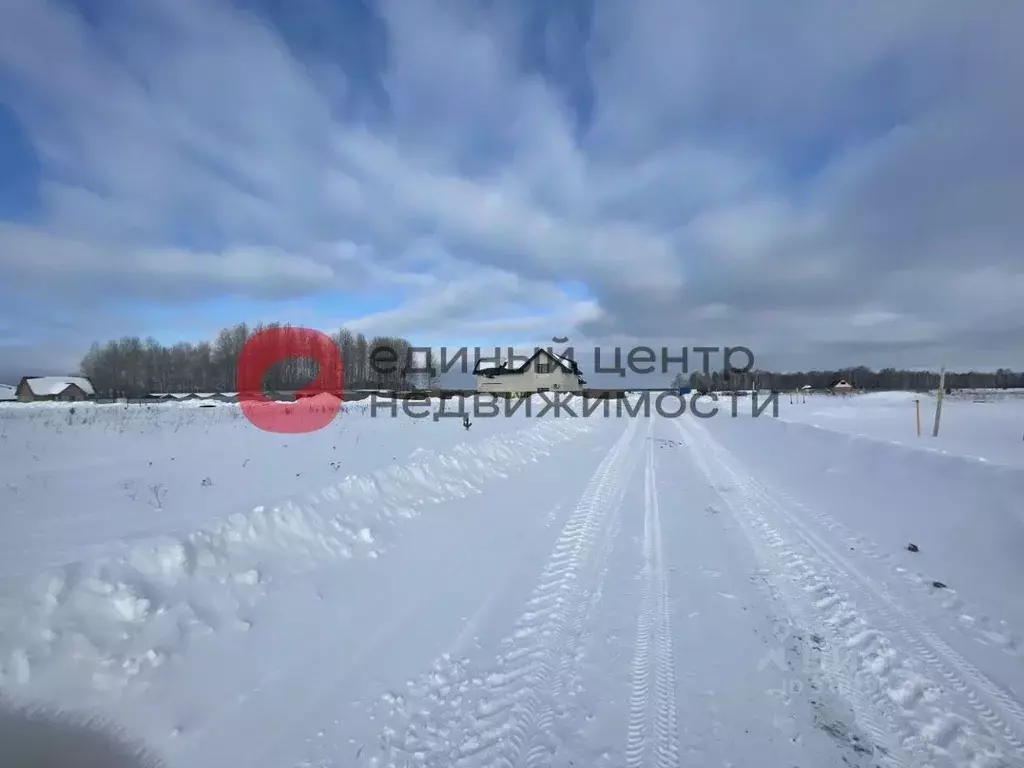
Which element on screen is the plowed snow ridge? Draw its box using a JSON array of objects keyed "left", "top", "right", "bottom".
[{"left": 0, "top": 417, "right": 589, "bottom": 694}]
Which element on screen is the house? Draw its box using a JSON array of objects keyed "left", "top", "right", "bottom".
[
  {"left": 474, "top": 349, "right": 586, "bottom": 393},
  {"left": 831, "top": 379, "right": 854, "bottom": 395},
  {"left": 0, "top": 384, "right": 16, "bottom": 401},
  {"left": 16, "top": 376, "right": 96, "bottom": 402}
]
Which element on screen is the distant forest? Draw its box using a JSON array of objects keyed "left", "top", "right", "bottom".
[
  {"left": 674, "top": 366, "right": 1024, "bottom": 393},
  {"left": 79, "top": 322, "right": 1023, "bottom": 397},
  {"left": 79, "top": 322, "right": 438, "bottom": 397}
]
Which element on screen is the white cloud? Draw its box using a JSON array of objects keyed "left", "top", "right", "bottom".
[{"left": 0, "top": 0, "right": 1022, "bottom": 376}]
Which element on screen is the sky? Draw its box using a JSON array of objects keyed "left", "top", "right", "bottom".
[{"left": 0, "top": 0, "right": 1022, "bottom": 386}]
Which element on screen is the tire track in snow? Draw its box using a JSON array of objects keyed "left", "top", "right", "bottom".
[
  {"left": 522, "top": 427, "right": 633, "bottom": 768},
  {"left": 764, "top": 484, "right": 1022, "bottom": 660},
  {"left": 205, "top": 418, "right": 593, "bottom": 768},
  {"left": 648, "top": 430, "right": 680, "bottom": 768},
  {"left": 625, "top": 573, "right": 653, "bottom": 768},
  {"left": 675, "top": 416, "right": 1024, "bottom": 768},
  {"left": 674, "top": 418, "right": 919, "bottom": 766},
  {"left": 377, "top": 414, "right": 643, "bottom": 768},
  {"left": 720, "top": 434, "right": 1024, "bottom": 759},
  {"left": 506, "top": 414, "right": 643, "bottom": 768},
  {"left": 626, "top": 420, "right": 680, "bottom": 768}
]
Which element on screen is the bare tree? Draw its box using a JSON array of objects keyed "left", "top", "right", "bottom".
[{"left": 79, "top": 322, "right": 426, "bottom": 394}]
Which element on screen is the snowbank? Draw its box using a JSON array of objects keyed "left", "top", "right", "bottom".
[{"left": 0, "top": 400, "right": 593, "bottom": 699}]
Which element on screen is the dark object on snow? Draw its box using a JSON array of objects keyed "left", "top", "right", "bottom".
[
  {"left": 932, "top": 581, "right": 947, "bottom": 589},
  {"left": 462, "top": 414, "right": 472, "bottom": 430},
  {"left": 906, "top": 543, "right": 919, "bottom": 553},
  {"left": 0, "top": 698, "right": 167, "bottom": 768}
]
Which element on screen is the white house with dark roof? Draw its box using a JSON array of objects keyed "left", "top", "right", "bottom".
[
  {"left": 473, "top": 349, "right": 586, "bottom": 393},
  {"left": 831, "top": 379, "right": 854, "bottom": 395},
  {"left": 16, "top": 376, "right": 96, "bottom": 402}
]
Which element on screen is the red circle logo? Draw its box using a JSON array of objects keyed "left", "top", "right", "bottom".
[{"left": 237, "top": 327, "right": 344, "bottom": 433}]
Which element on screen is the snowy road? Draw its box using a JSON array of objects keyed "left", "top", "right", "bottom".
[{"left": 3, "top": 399, "right": 1024, "bottom": 768}]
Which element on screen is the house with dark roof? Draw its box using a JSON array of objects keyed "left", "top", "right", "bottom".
[
  {"left": 831, "top": 379, "right": 854, "bottom": 395},
  {"left": 473, "top": 349, "right": 586, "bottom": 393},
  {"left": 16, "top": 376, "right": 96, "bottom": 402}
]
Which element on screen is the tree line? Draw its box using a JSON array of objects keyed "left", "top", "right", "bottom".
[
  {"left": 79, "top": 323, "right": 439, "bottom": 397},
  {"left": 673, "top": 365, "right": 1024, "bottom": 393},
  {"left": 78, "top": 323, "right": 1023, "bottom": 397}
]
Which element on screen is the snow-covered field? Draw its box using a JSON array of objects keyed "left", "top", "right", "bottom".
[
  {"left": 777, "top": 390, "right": 1024, "bottom": 468},
  {"left": 1, "top": 392, "right": 1023, "bottom": 768}
]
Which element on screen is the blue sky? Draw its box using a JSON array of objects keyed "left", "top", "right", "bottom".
[
  {"left": 0, "top": 104, "right": 41, "bottom": 220},
  {"left": 1, "top": 0, "right": 1023, "bottom": 382}
]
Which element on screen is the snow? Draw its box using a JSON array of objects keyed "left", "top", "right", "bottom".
[
  {"left": 0, "top": 384, "right": 16, "bottom": 401},
  {"left": 776, "top": 389, "right": 1024, "bottom": 467},
  {"left": 1, "top": 393, "right": 1023, "bottom": 768}
]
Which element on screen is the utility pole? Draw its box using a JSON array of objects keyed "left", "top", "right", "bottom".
[{"left": 932, "top": 367, "right": 946, "bottom": 437}]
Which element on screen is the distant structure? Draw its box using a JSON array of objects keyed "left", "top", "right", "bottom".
[
  {"left": 830, "top": 379, "right": 854, "bottom": 395},
  {"left": 16, "top": 376, "right": 96, "bottom": 402},
  {"left": 474, "top": 349, "right": 586, "bottom": 394},
  {"left": 0, "top": 383, "right": 15, "bottom": 401}
]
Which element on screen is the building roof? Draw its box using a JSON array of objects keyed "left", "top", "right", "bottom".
[
  {"left": 20, "top": 376, "right": 96, "bottom": 396},
  {"left": 472, "top": 356, "right": 512, "bottom": 375},
  {"left": 473, "top": 348, "right": 584, "bottom": 379},
  {"left": 0, "top": 384, "right": 16, "bottom": 401}
]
